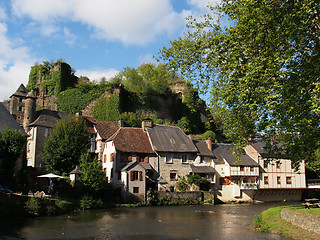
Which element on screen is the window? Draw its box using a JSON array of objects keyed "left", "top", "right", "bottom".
[
  {"left": 17, "top": 106, "right": 23, "bottom": 112},
  {"left": 137, "top": 155, "right": 148, "bottom": 163},
  {"left": 200, "top": 156, "right": 207, "bottom": 164},
  {"left": 277, "top": 176, "right": 281, "bottom": 184},
  {"left": 19, "top": 97, "right": 23, "bottom": 102},
  {"left": 121, "top": 154, "right": 132, "bottom": 162},
  {"left": 44, "top": 128, "right": 50, "bottom": 137},
  {"left": 240, "top": 166, "right": 244, "bottom": 172},
  {"left": 264, "top": 176, "right": 269, "bottom": 185},
  {"left": 250, "top": 167, "right": 254, "bottom": 172},
  {"left": 165, "top": 155, "right": 173, "bottom": 164},
  {"left": 264, "top": 160, "right": 268, "bottom": 168},
  {"left": 286, "top": 177, "right": 292, "bottom": 184},
  {"left": 182, "top": 155, "right": 188, "bottom": 163},
  {"left": 170, "top": 172, "right": 177, "bottom": 181},
  {"left": 130, "top": 171, "right": 143, "bottom": 181},
  {"left": 220, "top": 177, "right": 230, "bottom": 185},
  {"left": 110, "top": 153, "right": 114, "bottom": 162},
  {"left": 276, "top": 161, "right": 281, "bottom": 169},
  {"left": 133, "top": 187, "right": 139, "bottom": 193}
]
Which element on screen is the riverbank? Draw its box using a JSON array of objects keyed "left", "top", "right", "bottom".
[{"left": 253, "top": 205, "right": 320, "bottom": 240}]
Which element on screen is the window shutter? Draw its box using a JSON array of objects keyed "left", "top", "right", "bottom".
[
  {"left": 110, "top": 153, "right": 114, "bottom": 162},
  {"left": 139, "top": 171, "right": 143, "bottom": 181},
  {"left": 130, "top": 171, "right": 134, "bottom": 181}
]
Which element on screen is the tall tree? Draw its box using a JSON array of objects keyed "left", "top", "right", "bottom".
[
  {"left": 160, "top": 0, "right": 320, "bottom": 164},
  {"left": 0, "top": 129, "right": 26, "bottom": 185},
  {"left": 42, "top": 116, "right": 90, "bottom": 175}
]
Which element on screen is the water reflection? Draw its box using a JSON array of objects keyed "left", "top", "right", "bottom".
[{"left": 0, "top": 203, "right": 291, "bottom": 240}]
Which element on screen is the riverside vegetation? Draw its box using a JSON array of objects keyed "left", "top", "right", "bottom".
[{"left": 253, "top": 205, "right": 320, "bottom": 240}]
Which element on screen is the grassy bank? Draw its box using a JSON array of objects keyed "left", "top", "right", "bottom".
[{"left": 253, "top": 205, "right": 320, "bottom": 240}]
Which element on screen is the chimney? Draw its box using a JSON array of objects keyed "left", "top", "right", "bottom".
[
  {"left": 142, "top": 119, "right": 152, "bottom": 131},
  {"left": 206, "top": 137, "right": 212, "bottom": 151},
  {"left": 118, "top": 119, "right": 123, "bottom": 127}
]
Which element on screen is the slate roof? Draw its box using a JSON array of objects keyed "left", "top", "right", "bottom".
[
  {"left": 193, "top": 140, "right": 214, "bottom": 157},
  {"left": 190, "top": 164, "right": 215, "bottom": 173},
  {"left": 108, "top": 128, "right": 154, "bottom": 154},
  {"left": 251, "top": 139, "right": 285, "bottom": 156},
  {"left": 0, "top": 102, "right": 27, "bottom": 136},
  {"left": 146, "top": 124, "right": 198, "bottom": 153},
  {"left": 28, "top": 109, "right": 72, "bottom": 128},
  {"left": 10, "top": 84, "right": 28, "bottom": 98},
  {"left": 212, "top": 143, "right": 259, "bottom": 166},
  {"left": 95, "top": 121, "right": 119, "bottom": 140}
]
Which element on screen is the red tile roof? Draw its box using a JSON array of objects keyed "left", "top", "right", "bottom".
[
  {"left": 109, "top": 128, "right": 154, "bottom": 154},
  {"left": 95, "top": 121, "right": 119, "bottom": 140}
]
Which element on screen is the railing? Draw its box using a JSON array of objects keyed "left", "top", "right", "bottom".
[
  {"left": 240, "top": 183, "right": 258, "bottom": 190},
  {"left": 307, "top": 179, "right": 320, "bottom": 188}
]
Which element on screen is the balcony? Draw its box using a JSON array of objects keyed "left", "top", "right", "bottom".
[{"left": 240, "top": 183, "right": 258, "bottom": 190}]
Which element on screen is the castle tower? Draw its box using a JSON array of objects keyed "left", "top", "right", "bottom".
[
  {"left": 23, "top": 90, "right": 37, "bottom": 131},
  {"left": 9, "top": 84, "right": 28, "bottom": 126}
]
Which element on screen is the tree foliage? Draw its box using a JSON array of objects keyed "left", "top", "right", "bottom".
[
  {"left": 0, "top": 129, "right": 26, "bottom": 185},
  {"left": 42, "top": 116, "right": 90, "bottom": 175},
  {"left": 79, "top": 153, "right": 106, "bottom": 192},
  {"left": 160, "top": 0, "right": 320, "bottom": 164}
]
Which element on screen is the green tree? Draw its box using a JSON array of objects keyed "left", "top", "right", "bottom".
[
  {"left": 0, "top": 129, "right": 26, "bottom": 185},
  {"left": 79, "top": 153, "right": 106, "bottom": 192},
  {"left": 42, "top": 116, "right": 90, "bottom": 175},
  {"left": 160, "top": 0, "right": 320, "bottom": 164}
]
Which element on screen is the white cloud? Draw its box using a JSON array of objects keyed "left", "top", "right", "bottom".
[
  {"left": 11, "top": 0, "right": 190, "bottom": 45},
  {"left": 0, "top": 22, "right": 35, "bottom": 101},
  {"left": 187, "top": 0, "right": 220, "bottom": 10},
  {"left": 0, "top": 6, "right": 7, "bottom": 21},
  {"left": 76, "top": 68, "right": 119, "bottom": 82},
  {"left": 138, "top": 54, "right": 156, "bottom": 65}
]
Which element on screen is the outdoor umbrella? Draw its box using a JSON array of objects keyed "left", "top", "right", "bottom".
[{"left": 37, "top": 173, "right": 64, "bottom": 178}]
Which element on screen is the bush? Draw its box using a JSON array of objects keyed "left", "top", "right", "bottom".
[
  {"left": 79, "top": 195, "right": 103, "bottom": 210},
  {"left": 25, "top": 198, "right": 42, "bottom": 216}
]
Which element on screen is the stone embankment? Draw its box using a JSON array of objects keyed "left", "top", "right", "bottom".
[{"left": 281, "top": 208, "right": 320, "bottom": 234}]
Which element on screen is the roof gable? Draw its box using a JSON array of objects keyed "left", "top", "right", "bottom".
[
  {"left": 212, "top": 144, "right": 259, "bottom": 166},
  {"left": 95, "top": 121, "right": 119, "bottom": 140},
  {"left": 29, "top": 110, "right": 73, "bottom": 128},
  {"left": 146, "top": 124, "right": 198, "bottom": 153},
  {"left": 110, "top": 128, "right": 154, "bottom": 154},
  {"left": 10, "top": 84, "right": 28, "bottom": 98}
]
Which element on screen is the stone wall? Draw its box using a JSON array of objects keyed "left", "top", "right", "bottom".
[
  {"left": 158, "top": 191, "right": 203, "bottom": 204},
  {"left": 281, "top": 208, "right": 320, "bottom": 234}
]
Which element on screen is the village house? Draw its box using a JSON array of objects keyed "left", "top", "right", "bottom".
[
  {"left": 191, "top": 139, "right": 216, "bottom": 186},
  {"left": 213, "top": 143, "right": 260, "bottom": 202},
  {"left": 145, "top": 121, "right": 199, "bottom": 192},
  {"left": 244, "top": 140, "right": 306, "bottom": 202},
  {"left": 102, "top": 125, "right": 157, "bottom": 201}
]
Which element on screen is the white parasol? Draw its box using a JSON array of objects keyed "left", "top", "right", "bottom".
[{"left": 37, "top": 173, "right": 64, "bottom": 178}]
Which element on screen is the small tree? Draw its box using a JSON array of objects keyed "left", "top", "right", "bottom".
[
  {"left": 42, "top": 116, "right": 90, "bottom": 175},
  {"left": 0, "top": 129, "right": 26, "bottom": 185},
  {"left": 79, "top": 153, "right": 106, "bottom": 192}
]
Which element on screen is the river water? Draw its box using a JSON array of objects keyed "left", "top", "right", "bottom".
[{"left": 0, "top": 203, "right": 291, "bottom": 240}]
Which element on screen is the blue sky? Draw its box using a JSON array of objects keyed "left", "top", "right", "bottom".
[{"left": 0, "top": 0, "right": 220, "bottom": 101}]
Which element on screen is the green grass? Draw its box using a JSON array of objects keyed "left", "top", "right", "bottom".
[{"left": 253, "top": 205, "right": 320, "bottom": 240}]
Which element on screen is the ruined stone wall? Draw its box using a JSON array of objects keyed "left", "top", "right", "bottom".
[{"left": 281, "top": 208, "right": 320, "bottom": 234}]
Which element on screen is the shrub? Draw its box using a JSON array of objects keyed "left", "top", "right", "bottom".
[
  {"left": 79, "top": 195, "right": 102, "bottom": 210},
  {"left": 25, "top": 198, "right": 42, "bottom": 216}
]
